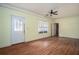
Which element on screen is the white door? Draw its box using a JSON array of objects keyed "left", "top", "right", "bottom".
[{"left": 11, "top": 16, "right": 25, "bottom": 44}]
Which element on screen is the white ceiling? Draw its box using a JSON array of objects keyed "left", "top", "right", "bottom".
[{"left": 6, "top": 3, "right": 79, "bottom": 18}]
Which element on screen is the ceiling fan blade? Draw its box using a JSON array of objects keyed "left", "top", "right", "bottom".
[
  {"left": 55, "top": 11, "right": 58, "bottom": 13},
  {"left": 50, "top": 14, "right": 52, "bottom": 16},
  {"left": 53, "top": 13, "right": 58, "bottom": 15},
  {"left": 53, "top": 11, "right": 58, "bottom": 15}
]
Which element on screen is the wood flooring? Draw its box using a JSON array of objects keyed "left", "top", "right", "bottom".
[{"left": 0, "top": 37, "right": 79, "bottom": 55}]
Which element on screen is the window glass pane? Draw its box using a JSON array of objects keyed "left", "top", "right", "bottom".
[
  {"left": 38, "top": 20, "right": 48, "bottom": 33},
  {"left": 14, "top": 17, "right": 23, "bottom": 31}
]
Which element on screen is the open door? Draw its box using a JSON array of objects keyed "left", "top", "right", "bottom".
[
  {"left": 11, "top": 15, "right": 25, "bottom": 44},
  {"left": 54, "top": 23, "right": 59, "bottom": 36}
]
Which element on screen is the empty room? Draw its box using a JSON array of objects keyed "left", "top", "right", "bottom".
[{"left": 0, "top": 3, "right": 79, "bottom": 55}]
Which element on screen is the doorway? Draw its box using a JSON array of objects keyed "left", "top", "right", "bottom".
[
  {"left": 54, "top": 23, "right": 59, "bottom": 36},
  {"left": 11, "top": 15, "right": 25, "bottom": 44}
]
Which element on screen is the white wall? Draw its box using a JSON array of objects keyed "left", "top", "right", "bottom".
[
  {"left": 54, "top": 16, "right": 79, "bottom": 39},
  {"left": 0, "top": 6, "right": 52, "bottom": 48}
]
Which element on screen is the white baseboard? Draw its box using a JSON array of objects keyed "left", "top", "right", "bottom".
[
  {"left": 0, "top": 44, "right": 11, "bottom": 48},
  {"left": 59, "top": 35, "right": 79, "bottom": 39}
]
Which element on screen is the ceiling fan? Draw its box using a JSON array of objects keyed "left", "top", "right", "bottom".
[{"left": 46, "top": 9, "right": 58, "bottom": 16}]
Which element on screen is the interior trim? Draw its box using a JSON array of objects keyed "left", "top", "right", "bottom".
[{"left": 0, "top": 4, "right": 52, "bottom": 20}]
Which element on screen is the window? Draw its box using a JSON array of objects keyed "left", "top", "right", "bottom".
[
  {"left": 13, "top": 16, "right": 23, "bottom": 31},
  {"left": 38, "top": 21, "right": 48, "bottom": 33}
]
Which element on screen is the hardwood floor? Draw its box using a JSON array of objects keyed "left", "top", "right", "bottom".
[{"left": 0, "top": 37, "right": 79, "bottom": 55}]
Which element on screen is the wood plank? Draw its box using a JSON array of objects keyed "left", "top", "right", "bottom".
[{"left": 0, "top": 37, "right": 79, "bottom": 55}]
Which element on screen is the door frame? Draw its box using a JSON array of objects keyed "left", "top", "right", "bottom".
[
  {"left": 54, "top": 23, "right": 59, "bottom": 36},
  {"left": 51, "top": 23, "right": 59, "bottom": 37}
]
